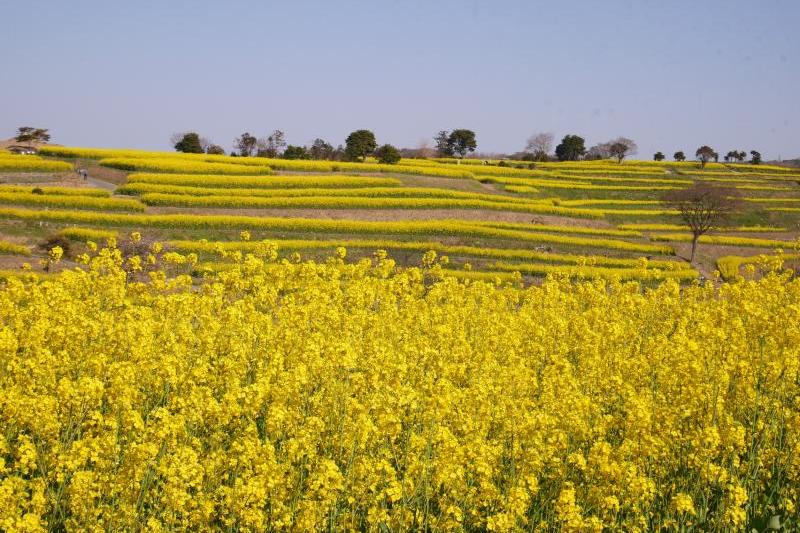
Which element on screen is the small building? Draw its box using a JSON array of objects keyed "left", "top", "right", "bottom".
[{"left": 4, "top": 145, "right": 37, "bottom": 155}]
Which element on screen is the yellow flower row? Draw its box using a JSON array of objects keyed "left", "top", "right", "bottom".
[
  {"left": 120, "top": 183, "right": 538, "bottom": 204},
  {"left": 38, "top": 146, "right": 476, "bottom": 179},
  {"left": 0, "top": 157, "right": 73, "bottom": 173},
  {"left": 0, "top": 191, "right": 144, "bottom": 211},
  {"left": 500, "top": 179, "right": 682, "bottom": 192},
  {"left": 100, "top": 157, "right": 275, "bottom": 175},
  {"left": 489, "top": 261, "right": 699, "bottom": 281},
  {"left": 124, "top": 172, "right": 401, "bottom": 189},
  {"left": 650, "top": 233, "right": 799, "bottom": 249},
  {"left": 167, "top": 237, "right": 686, "bottom": 269},
  {"left": 0, "top": 185, "right": 111, "bottom": 197},
  {"left": 137, "top": 192, "right": 603, "bottom": 218},
  {"left": 57, "top": 227, "right": 118, "bottom": 241},
  {"left": 618, "top": 223, "right": 787, "bottom": 233}
]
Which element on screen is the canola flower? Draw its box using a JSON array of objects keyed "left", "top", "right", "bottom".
[
  {"left": 0, "top": 240, "right": 30, "bottom": 256},
  {"left": 0, "top": 241, "right": 798, "bottom": 531}
]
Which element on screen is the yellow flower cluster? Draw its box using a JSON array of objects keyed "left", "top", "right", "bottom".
[
  {"left": 1, "top": 244, "right": 798, "bottom": 531},
  {"left": 716, "top": 253, "right": 799, "bottom": 280},
  {"left": 122, "top": 184, "right": 536, "bottom": 204},
  {"left": 0, "top": 240, "right": 30, "bottom": 256},
  {"left": 0, "top": 185, "right": 110, "bottom": 197}
]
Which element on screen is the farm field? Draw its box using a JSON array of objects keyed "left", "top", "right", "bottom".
[
  {"left": 2, "top": 147, "right": 800, "bottom": 531},
  {"left": 1, "top": 146, "right": 799, "bottom": 282},
  {"left": 5, "top": 3, "right": 799, "bottom": 530}
]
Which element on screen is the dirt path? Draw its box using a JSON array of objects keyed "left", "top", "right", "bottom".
[{"left": 85, "top": 175, "right": 118, "bottom": 191}]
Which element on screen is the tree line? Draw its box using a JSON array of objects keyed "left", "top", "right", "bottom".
[
  {"left": 7, "top": 126, "right": 766, "bottom": 168},
  {"left": 520, "top": 133, "right": 764, "bottom": 167},
  {"left": 171, "top": 128, "right": 479, "bottom": 164},
  {"left": 174, "top": 128, "right": 761, "bottom": 168}
]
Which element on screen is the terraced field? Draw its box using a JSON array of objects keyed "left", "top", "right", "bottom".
[{"left": 1, "top": 146, "right": 798, "bottom": 282}]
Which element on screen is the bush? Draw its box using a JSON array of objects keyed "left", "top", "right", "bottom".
[
  {"left": 39, "top": 234, "right": 71, "bottom": 257},
  {"left": 374, "top": 144, "right": 401, "bottom": 165}
]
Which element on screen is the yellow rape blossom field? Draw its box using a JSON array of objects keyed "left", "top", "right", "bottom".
[{"left": 1, "top": 238, "right": 798, "bottom": 532}]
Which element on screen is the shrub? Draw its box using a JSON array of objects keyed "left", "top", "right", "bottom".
[{"left": 374, "top": 144, "right": 401, "bottom": 165}]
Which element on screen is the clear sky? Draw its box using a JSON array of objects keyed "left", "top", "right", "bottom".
[{"left": 2, "top": 0, "right": 798, "bottom": 159}]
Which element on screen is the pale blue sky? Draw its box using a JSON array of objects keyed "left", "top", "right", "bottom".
[{"left": 2, "top": 0, "right": 798, "bottom": 159}]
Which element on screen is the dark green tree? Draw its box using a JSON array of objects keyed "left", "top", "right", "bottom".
[
  {"left": 750, "top": 150, "right": 762, "bottom": 165},
  {"left": 15, "top": 127, "right": 50, "bottom": 148},
  {"left": 448, "top": 129, "right": 477, "bottom": 159},
  {"left": 345, "top": 130, "right": 377, "bottom": 162},
  {"left": 375, "top": 144, "right": 401, "bottom": 164},
  {"left": 654, "top": 152, "right": 665, "bottom": 161},
  {"left": 174, "top": 132, "right": 204, "bottom": 153},
  {"left": 283, "top": 145, "right": 310, "bottom": 160},
  {"left": 555, "top": 135, "right": 586, "bottom": 161},
  {"left": 674, "top": 151, "right": 686, "bottom": 162}
]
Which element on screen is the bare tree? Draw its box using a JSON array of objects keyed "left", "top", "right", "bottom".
[
  {"left": 198, "top": 136, "right": 212, "bottom": 153},
  {"left": 169, "top": 132, "right": 187, "bottom": 147},
  {"left": 608, "top": 137, "right": 638, "bottom": 163},
  {"left": 257, "top": 130, "right": 286, "bottom": 157},
  {"left": 663, "top": 183, "right": 741, "bottom": 263},
  {"left": 524, "top": 132, "right": 554, "bottom": 161},
  {"left": 695, "top": 145, "right": 716, "bottom": 168},
  {"left": 309, "top": 138, "right": 334, "bottom": 160},
  {"left": 416, "top": 138, "right": 436, "bottom": 158},
  {"left": 233, "top": 132, "right": 258, "bottom": 157},
  {"left": 585, "top": 142, "right": 613, "bottom": 160}
]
